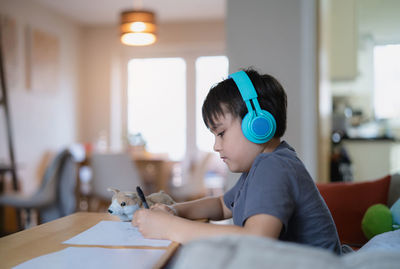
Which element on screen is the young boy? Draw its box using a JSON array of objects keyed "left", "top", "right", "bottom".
[{"left": 132, "top": 68, "right": 342, "bottom": 254}]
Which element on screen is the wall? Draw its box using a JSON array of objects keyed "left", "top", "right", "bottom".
[
  {"left": 226, "top": 0, "right": 318, "bottom": 179},
  {"left": 0, "top": 0, "right": 81, "bottom": 193},
  {"left": 79, "top": 20, "right": 226, "bottom": 157},
  {"left": 0, "top": 1, "right": 226, "bottom": 192}
]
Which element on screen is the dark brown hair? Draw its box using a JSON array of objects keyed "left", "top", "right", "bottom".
[{"left": 202, "top": 68, "right": 287, "bottom": 138}]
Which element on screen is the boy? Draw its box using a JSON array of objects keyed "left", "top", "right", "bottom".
[{"left": 132, "top": 68, "right": 341, "bottom": 254}]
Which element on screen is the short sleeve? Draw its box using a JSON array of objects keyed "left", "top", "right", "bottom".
[
  {"left": 242, "top": 156, "right": 296, "bottom": 232},
  {"left": 223, "top": 174, "right": 246, "bottom": 211}
]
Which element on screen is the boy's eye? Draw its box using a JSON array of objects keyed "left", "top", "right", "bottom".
[
  {"left": 121, "top": 202, "right": 126, "bottom": 207},
  {"left": 218, "top": 131, "right": 225, "bottom": 137}
]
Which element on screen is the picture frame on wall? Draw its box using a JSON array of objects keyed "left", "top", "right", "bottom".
[{"left": 25, "top": 26, "right": 60, "bottom": 92}]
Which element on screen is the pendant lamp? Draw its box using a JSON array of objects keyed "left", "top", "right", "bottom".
[{"left": 120, "top": 10, "right": 157, "bottom": 46}]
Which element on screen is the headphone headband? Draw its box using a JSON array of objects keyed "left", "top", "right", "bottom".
[
  {"left": 229, "top": 71, "right": 258, "bottom": 101},
  {"left": 229, "top": 71, "right": 263, "bottom": 115}
]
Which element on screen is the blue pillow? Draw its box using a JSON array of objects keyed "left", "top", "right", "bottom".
[{"left": 391, "top": 198, "right": 400, "bottom": 229}]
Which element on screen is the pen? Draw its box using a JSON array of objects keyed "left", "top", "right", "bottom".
[{"left": 136, "top": 186, "right": 149, "bottom": 209}]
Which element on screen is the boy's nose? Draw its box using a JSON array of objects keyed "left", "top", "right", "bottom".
[{"left": 213, "top": 140, "right": 221, "bottom": 152}]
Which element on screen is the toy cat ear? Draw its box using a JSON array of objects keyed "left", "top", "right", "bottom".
[
  {"left": 124, "top": 192, "right": 137, "bottom": 198},
  {"left": 107, "top": 187, "right": 120, "bottom": 194}
]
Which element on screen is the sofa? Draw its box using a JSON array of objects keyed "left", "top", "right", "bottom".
[
  {"left": 317, "top": 173, "right": 400, "bottom": 247},
  {"left": 170, "top": 232, "right": 400, "bottom": 269},
  {"left": 168, "top": 174, "right": 400, "bottom": 269}
]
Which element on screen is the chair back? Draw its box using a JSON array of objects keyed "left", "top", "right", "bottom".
[
  {"left": 39, "top": 149, "right": 77, "bottom": 222},
  {"left": 36, "top": 150, "right": 69, "bottom": 195},
  {"left": 0, "top": 149, "right": 77, "bottom": 225},
  {"left": 90, "top": 152, "right": 142, "bottom": 200}
]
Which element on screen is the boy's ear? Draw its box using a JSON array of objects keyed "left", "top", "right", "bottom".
[{"left": 107, "top": 187, "right": 120, "bottom": 194}]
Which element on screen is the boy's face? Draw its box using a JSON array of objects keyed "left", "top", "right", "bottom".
[{"left": 210, "top": 112, "right": 266, "bottom": 173}]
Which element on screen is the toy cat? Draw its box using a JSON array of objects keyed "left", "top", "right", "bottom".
[{"left": 107, "top": 187, "right": 175, "bottom": 221}]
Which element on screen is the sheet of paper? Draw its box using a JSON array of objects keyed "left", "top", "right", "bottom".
[
  {"left": 63, "top": 220, "right": 171, "bottom": 247},
  {"left": 14, "top": 247, "right": 166, "bottom": 269}
]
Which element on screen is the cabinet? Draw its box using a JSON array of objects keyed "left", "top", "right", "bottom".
[{"left": 342, "top": 139, "right": 400, "bottom": 181}]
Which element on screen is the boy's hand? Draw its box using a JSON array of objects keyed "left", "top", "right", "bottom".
[
  {"left": 131, "top": 208, "right": 173, "bottom": 239},
  {"left": 150, "top": 203, "right": 177, "bottom": 216}
]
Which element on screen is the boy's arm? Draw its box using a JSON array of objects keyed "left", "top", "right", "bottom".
[
  {"left": 168, "top": 213, "right": 282, "bottom": 243},
  {"left": 132, "top": 209, "right": 282, "bottom": 243},
  {"left": 172, "top": 195, "right": 232, "bottom": 220}
]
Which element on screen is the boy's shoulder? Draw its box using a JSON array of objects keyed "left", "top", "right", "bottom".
[
  {"left": 274, "top": 141, "right": 296, "bottom": 155},
  {"left": 254, "top": 141, "right": 297, "bottom": 166},
  {"left": 250, "top": 141, "right": 306, "bottom": 183}
]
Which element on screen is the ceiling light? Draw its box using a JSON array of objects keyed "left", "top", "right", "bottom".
[{"left": 120, "top": 10, "right": 157, "bottom": 46}]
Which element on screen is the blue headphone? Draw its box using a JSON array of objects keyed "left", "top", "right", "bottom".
[{"left": 229, "top": 70, "right": 276, "bottom": 144}]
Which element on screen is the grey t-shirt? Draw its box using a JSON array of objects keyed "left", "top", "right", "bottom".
[{"left": 224, "top": 141, "right": 342, "bottom": 254}]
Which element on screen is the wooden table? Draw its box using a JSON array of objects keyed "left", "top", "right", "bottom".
[{"left": 0, "top": 212, "right": 179, "bottom": 269}]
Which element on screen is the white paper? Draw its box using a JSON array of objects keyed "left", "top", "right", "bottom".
[
  {"left": 14, "top": 247, "right": 166, "bottom": 269},
  {"left": 63, "top": 220, "right": 171, "bottom": 247}
]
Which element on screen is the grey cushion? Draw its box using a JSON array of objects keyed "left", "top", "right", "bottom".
[{"left": 170, "top": 235, "right": 400, "bottom": 269}]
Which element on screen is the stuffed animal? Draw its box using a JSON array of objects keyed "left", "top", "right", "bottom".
[
  {"left": 361, "top": 198, "right": 400, "bottom": 240},
  {"left": 107, "top": 187, "right": 175, "bottom": 221}
]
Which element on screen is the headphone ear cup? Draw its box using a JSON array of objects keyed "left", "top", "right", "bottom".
[
  {"left": 241, "top": 111, "right": 255, "bottom": 143},
  {"left": 241, "top": 110, "right": 276, "bottom": 144},
  {"left": 257, "top": 110, "right": 276, "bottom": 142}
]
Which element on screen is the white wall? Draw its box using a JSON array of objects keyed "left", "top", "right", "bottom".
[
  {"left": 79, "top": 21, "right": 226, "bottom": 157},
  {"left": 0, "top": 0, "right": 81, "bottom": 193},
  {"left": 226, "top": 0, "right": 318, "bottom": 178},
  {"left": 0, "top": 1, "right": 226, "bottom": 192}
]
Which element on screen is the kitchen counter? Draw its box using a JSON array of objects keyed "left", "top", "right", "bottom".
[
  {"left": 341, "top": 139, "right": 400, "bottom": 181},
  {"left": 343, "top": 136, "right": 399, "bottom": 142}
]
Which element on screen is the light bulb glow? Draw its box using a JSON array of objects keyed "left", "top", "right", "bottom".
[
  {"left": 121, "top": 33, "right": 156, "bottom": 46},
  {"left": 130, "top": 22, "right": 146, "bottom": 32}
]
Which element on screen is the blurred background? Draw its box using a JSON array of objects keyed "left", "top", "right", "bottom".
[{"left": 0, "top": 0, "right": 399, "bottom": 234}]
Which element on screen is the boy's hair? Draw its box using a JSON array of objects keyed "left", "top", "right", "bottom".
[{"left": 202, "top": 68, "right": 287, "bottom": 138}]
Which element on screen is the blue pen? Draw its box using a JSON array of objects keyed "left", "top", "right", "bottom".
[{"left": 136, "top": 186, "right": 149, "bottom": 209}]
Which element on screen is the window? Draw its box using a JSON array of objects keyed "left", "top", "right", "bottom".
[
  {"left": 373, "top": 44, "right": 400, "bottom": 119},
  {"left": 127, "top": 55, "right": 229, "bottom": 160},
  {"left": 127, "top": 58, "right": 186, "bottom": 160},
  {"left": 195, "top": 56, "right": 229, "bottom": 152}
]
